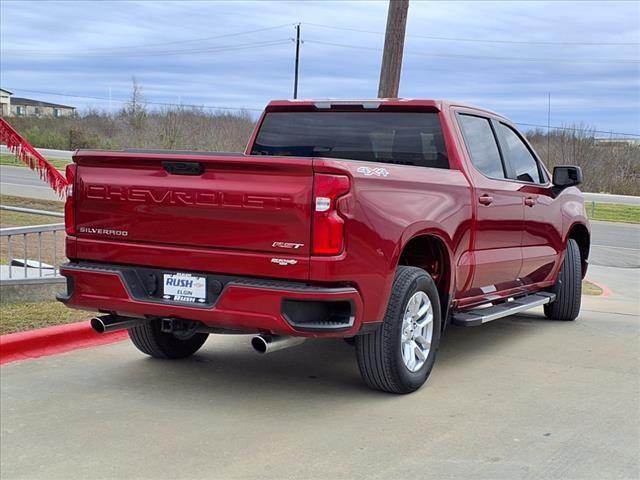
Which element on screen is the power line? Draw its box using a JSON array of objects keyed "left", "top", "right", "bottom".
[
  {"left": 305, "top": 39, "right": 640, "bottom": 64},
  {"left": 3, "top": 23, "right": 295, "bottom": 55},
  {"left": 5, "top": 39, "right": 293, "bottom": 58},
  {"left": 304, "top": 22, "right": 640, "bottom": 47},
  {"left": 8, "top": 89, "right": 264, "bottom": 112},
  {"left": 516, "top": 122, "right": 639, "bottom": 138}
]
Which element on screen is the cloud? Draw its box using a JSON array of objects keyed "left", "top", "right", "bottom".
[{"left": 1, "top": 0, "right": 638, "bottom": 134}]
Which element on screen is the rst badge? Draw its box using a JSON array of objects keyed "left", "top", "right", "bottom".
[{"left": 272, "top": 242, "right": 304, "bottom": 249}]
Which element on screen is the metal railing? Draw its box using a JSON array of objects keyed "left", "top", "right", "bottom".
[{"left": 1, "top": 205, "right": 65, "bottom": 284}]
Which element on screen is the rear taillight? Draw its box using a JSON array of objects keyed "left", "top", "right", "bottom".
[
  {"left": 64, "top": 164, "right": 76, "bottom": 235},
  {"left": 312, "top": 173, "right": 350, "bottom": 255}
]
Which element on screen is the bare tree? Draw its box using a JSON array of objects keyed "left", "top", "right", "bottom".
[
  {"left": 125, "top": 76, "right": 147, "bottom": 132},
  {"left": 527, "top": 125, "right": 640, "bottom": 195},
  {"left": 158, "top": 106, "right": 184, "bottom": 150}
]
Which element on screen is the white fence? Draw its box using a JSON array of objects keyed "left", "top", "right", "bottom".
[{"left": 0, "top": 206, "right": 65, "bottom": 285}]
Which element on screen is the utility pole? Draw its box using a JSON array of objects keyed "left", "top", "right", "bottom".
[
  {"left": 293, "top": 23, "right": 301, "bottom": 99},
  {"left": 378, "top": 0, "right": 409, "bottom": 98}
]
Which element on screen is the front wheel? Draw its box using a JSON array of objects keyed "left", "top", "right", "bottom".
[
  {"left": 544, "top": 238, "right": 582, "bottom": 321},
  {"left": 355, "top": 266, "right": 442, "bottom": 394},
  {"left": 128, "top": 320, "right": 209, "bottom": 359}
]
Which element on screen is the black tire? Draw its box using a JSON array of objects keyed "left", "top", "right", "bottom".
[
  {"left": 544, "top": 238, "right": 582, "bottom": 321},
  {"left": 355, "top": 266, "right": 442, "bottom": 394},
  {"left": 128, "top": 320, "right": 208, "bottom": 359}
]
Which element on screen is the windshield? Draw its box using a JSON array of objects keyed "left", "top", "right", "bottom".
[{"left": 251, "top": 111, "right": 449, "bottom": 169}]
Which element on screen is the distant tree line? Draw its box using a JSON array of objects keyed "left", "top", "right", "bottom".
[
  {"left": 4, "top": 83, "right": 638, "bottom": 195},
  {"left": 7, "top": 106, "right": 255, "bottom": 154},
  {"left": 6, "top": 77, "right": 255, "bottom": 153},
  {"left": 527, "top": 127, "right": 639, "bottom": 196}
]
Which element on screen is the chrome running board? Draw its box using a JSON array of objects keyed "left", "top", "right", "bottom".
[{"left": 452, "top": 292, "right": 556, "bottom": 327}]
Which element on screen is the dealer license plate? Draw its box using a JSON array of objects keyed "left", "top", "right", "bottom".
[{"left": 162, "top": 273, "right": 207, "bottom": 304}]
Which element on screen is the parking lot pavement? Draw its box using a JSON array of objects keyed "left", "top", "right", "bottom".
[
  {"left": 590, "top": 221, "right": 640, "bottom": 269},
  {"left": 0, "top": 165, "right": 62, "bottom": 201},
  {"left": 2, "top": 267, "right": 638, "bottom": 480}
]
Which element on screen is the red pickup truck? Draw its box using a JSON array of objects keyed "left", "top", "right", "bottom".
[{"left": 58, "top": 99, "right": 589, "bottom": 393}]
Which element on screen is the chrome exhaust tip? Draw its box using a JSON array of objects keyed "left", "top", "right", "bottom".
[
  {"left": 91, "top": 315, "right": 146, "bottom": 334},
  {"left": 90, "top": 316, "right": 108, "bottom": 334},
  {"left": 251, "top": 334, "right": 305, "bottom": 354}
]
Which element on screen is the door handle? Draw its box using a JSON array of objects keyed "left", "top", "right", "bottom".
[
  {"left": 525, "top": 197, "right": 536, "bottom": 207},
  {"left": 478, "top": 195, "right": 494, "bottom": 206}
]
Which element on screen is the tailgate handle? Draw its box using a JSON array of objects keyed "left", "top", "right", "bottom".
[{"left": 162, "top": 161, "right": 204, "bottom": 175}]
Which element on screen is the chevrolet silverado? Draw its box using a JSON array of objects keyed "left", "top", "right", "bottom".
[{"left": 58, "top": 99, "right": 589, "bottom": 393}]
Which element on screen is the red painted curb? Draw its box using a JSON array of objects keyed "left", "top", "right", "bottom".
[
  {"left": 0, "top": 321, "right": 128, "bottom": 365},
  {"left": 585, "top": 278, "right": 613, "bottom": 298}
]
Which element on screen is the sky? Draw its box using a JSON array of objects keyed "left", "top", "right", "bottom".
[{"left": 1, "top": 0, "right": 639, "bottom": 136}]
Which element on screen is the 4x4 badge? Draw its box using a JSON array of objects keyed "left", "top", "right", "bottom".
[{"left": 357, "top": 166, "right": 389, "bottom": 177}]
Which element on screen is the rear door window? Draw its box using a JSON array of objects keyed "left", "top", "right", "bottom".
[
  {"left": 458, "top": 114, "right": 505, "bottom": 179},
  {"left": 251, "top": 112, "right": 449, "bottom": 169}
]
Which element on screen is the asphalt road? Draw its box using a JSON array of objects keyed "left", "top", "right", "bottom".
[
  {"left": 1, "top": 264, "right": 638, "bottom": 480},
  {"left": 0, "top": 165, "right": 63, "bottom": 201},
  {"left": 0, "top": 145, "right": 73, "bottom": 160},
  {"left": 583, "top": 192, "right": 640, "bottom": 206},
  {"left": 589, "top": 221, "right": 640, "bottom": 268}
]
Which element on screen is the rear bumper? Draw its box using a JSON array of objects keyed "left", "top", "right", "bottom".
[{"left": 58, "top": 262, "right": 366, "bottom": 337}]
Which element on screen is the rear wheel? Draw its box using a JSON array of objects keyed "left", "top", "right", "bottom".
[
  {"left": 544, "top": 238, "right": 582, "bottom": 321},
  {"left": 128, "top": 320, "right": 208, "bottom": 359},
  {"left": 355, "top": 266, "right": 442, "bottom": 394}
]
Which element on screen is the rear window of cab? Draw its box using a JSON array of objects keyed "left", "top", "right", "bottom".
[{"left": 251, "top": 111, "right": 449, "bottom": 169}]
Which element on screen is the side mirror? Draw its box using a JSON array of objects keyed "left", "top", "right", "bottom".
[{"left": 553, "top": 165, "right": 583, "bottom": 189}]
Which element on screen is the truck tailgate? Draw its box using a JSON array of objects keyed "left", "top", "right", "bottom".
[{"left": 73, "top": 151, "right": 313, "bottom": 259}]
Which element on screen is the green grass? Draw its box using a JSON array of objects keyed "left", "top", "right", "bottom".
[
  {"left": 0, "top": 196, "right": 66, "bottom": 267},
  {"left": 1, "top": 153, "right": 70, "bottom": 170},
  {"left": 582, "top": 280, "right": 603, "bottom": 296},
  {"left": 0, "top": 301, "right": 90, "bottom": 335},
  {"left": 0, "top": 194, "right": 64, "bottom": 228},
  {"left": 586, "top": 202, "right": 640, "bottom": 224},
  {"left": 0, "top": 194, "right": 64, "bottom": 212},
  {"left": 1, "top": 210, "right": 62, "bottom": 227}
]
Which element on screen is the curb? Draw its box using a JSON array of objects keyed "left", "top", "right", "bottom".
[
  {"left": 0, "top": 321, "right": 128, "bottom": 365},
  {"left": 584, "top": 278, "right": 613, "bottom": 298}
]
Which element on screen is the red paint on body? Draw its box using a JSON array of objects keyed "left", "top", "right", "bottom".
[{"left": 58, "top": 99, "right": 590, "bottom": 337}]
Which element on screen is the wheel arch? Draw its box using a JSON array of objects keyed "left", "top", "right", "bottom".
[
  {"left": 567, "top": 222, "right": 590, "bottom": 278},
  {"left": 397, "top": 233, "right": 454, "bottom": 327}
]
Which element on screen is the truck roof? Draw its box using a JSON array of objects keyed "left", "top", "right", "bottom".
[{"left": 265, "top": 99, "right": 502, "bottom": 118}]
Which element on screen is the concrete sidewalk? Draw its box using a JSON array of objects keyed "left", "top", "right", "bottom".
[{"left": 2, "top": 265, "right": 638, "bottom": 480}]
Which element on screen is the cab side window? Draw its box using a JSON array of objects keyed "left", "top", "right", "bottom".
[
  {"left": 497, "top": 123, "right": 543, "bottom": 183},
  {"left": 458, "top": 114, "right": 505, "bottom": 179}
]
